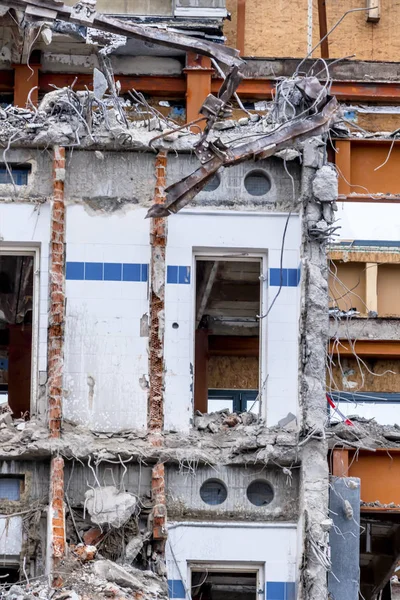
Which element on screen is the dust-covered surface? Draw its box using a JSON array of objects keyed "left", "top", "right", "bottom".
[
  {"left": 0, "top": 556, "right": 168, "bottom": 600},
  {"left": 328, "top": 416, "right": 400, "bottom": 450},
  {"left": 0, "top": 415, "right": 301, "bottom": 466}
]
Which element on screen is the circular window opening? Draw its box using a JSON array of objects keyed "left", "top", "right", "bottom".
[
  {"left": 247, "top": 480, "right": 274, "bottom": 506},
  {"left": 200, "top": 479, "right": 227, "bottom": 506},
  {"left": 244, "top": 171, "right": 271, "bottom": 196},
  {"left": 203, "top": 174, "right": 221, "bottom": 192}
]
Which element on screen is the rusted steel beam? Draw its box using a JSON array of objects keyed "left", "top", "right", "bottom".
[
  {"left": 148, "top": 94, "right": 339, "bottom": 217},
  {"left": 317, "top": 0, "right": 329, "bottom": 59},
  {"left": 237, "top": 0, "right": 246, "bottom": 56},
  {"left": 0, "top": 71, "right": 393, "bottom": 103},
  {"left": 329, "top": 340, "right": 400, "bottom": 357}
]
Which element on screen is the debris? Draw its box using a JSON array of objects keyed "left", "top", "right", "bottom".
[
  {"left": 73, "top": 543, "right": 98, "bottom": 561},
  {"left": 93, "top": 67, "right": 109, "bottom": 100},
  {"left": 93, "top": 560, "right": 168, "bottom": 598},
  {"left": 83, "top": 527, "right": 104, "bottom": 546},
  {"left": 278, "top": 412, "right": 297, "bottom": 430},
  {"left": 85, "top": 486, "right": 138, "bottom": 528},
  {"left": 312, "top": 165, "right": 339, "bottom": 203},
  {"left": 125, "top": 532, "right": 151, "bottom": 563}
]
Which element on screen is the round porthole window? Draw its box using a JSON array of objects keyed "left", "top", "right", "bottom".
[
  {"left": 246, "top": 480, "right": 274, "bottom": 506},
  {"left": 200, "top": 479, "right": 227, "bottom": 506},
  {"left": 244, "top": 171, "right": 271, "bottom": 196},
  {"left": 203, "top": 174, "right": 221, "bottom": 192}
]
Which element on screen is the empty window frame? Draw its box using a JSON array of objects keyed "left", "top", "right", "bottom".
[
  {"left": 0, "top": 249, "right": 38, "bottom": 418},
  {"left": 190, "top": 564, "right": 263, "bottom": 600},
  {"left": 0, "top": 164, "right": 31, "bottom": 186},
  {"left": 194, "top": 255, "right": 266, "bottom": 415},
  {"left": 328, "top": 260, "right": 367, "bottom": 314}
]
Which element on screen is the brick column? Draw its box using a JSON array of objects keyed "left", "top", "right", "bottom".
[
  {"left": 152, "top": 463, "right": 167, "bottom": 541},
  {"left": 48, "top": 146, "right": 66, "bottom": 438},
  {"left": 48, "top": 456, "right": 65, "bottom": 586}
]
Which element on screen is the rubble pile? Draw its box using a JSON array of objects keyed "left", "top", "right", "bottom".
[
  {"left": 329, "top": 417, "right": 400, "bottom": 449},
  {"left": 0, "top": 557, "right": 168, "bottom": 600},
  {"left": 194, "top": 408, "right": 260, "bottom": 432}
]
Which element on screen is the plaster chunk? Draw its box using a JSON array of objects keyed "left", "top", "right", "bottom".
[
  {"left": 85, "top": 485, "right": 137, "bottom": 528},
  {"left": 312, "top": 165, "right": 338, "bottom": 202}
]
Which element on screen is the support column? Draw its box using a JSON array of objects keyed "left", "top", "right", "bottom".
[
  {"left": 298, "top": 139, "right": 332, "bottom": 600},
  {"left": 48, "top": 456, "right": 66, "bottom": 586},
  {"left": 48, "top": 146, "right": 66, "bottom": 438},
  {"left": 149, "top": 151, "right": 168, "bottom": 569},
  {"left": 149, "top": 150, "right": 167, "bottom": 437},
  {"left": 366, "top": 262, "right": 378, "bottom": 314},
  {"left": 47, "top": 146, "right": 66, "bottom": 585},
  {"left": 184, "top": 53, "right": 213, "bottom": 129},
  {"left": 13, "top": 63, "right": 39, "bottom": 108}
]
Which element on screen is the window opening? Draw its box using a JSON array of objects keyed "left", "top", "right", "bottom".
[
  {"left": 246, "top": 480, "right": 274, "bottom": 506},
  {"left": 203, "top": 174, "right": 221, "bottom": 192},
  {"left": 200, "top": 479, "right": 227, "bottom": 506},
  {"left": 0, "top": 566, "right": 20, "bottom": 584},
  {"left": 0, "top": 254, "right": 34, "bottom": 418},
  {"left": 194, "top": 259, "right": 261, "bottom": 415},
  {"left": 0, "top": 164, "right": 31, "bottom": 186},
  {"left": 191, "top": 569, "right": 258, "bottom": 600},
  {"left": 0, "top": 476, "right": 24, "bottom": 501},
  {"left": 244, "top": 171, "right": 271, "bottom": 196}
]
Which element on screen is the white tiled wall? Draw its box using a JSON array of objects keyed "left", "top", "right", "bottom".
[
  {"left": 63, "top": 205, "right": 150, "bottom": 432},
  {"left": 164, "top": 210, "right": 301, "bottom": 432},
  {"left": 167, "top": 522, "right": 297, "bottom": 592},
  {"left": 0, "top": 203, "right": 51, "bottom": 411}
]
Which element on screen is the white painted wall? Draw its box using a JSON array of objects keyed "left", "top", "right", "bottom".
[
  {"left": 164, "top": 210, "right": 301, "bottom": 432},
  {"left": 63, "top": 205, "right": 150, "bottom": 432},
  {"left": 167, "top": 521, "right": 297, "bottom": 594},
  {"left": 0, "top": 203, "right": 51, "bottom": 413},
  {"left": 336, "top": 202, "right": 400, "bottom": 241},
  {"left": 0, "top": 516, "right": 22, "bottom": 555}
]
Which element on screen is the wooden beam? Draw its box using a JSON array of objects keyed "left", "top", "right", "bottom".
[
  {"left": 208, "top": 335, "right": 259, "bottom": 357},
  {"left": 366, "top": 263, "right": 378, "bottom": 314},
  {"left": 329, "top": 340, "right": 400, "bottom": 358},
  {"left": 332, "top": 449, "right": 349, "bottom": 477},
  {"left": 196, "top": 261, "right": 219, "bottom": 328},
  {"left": 194, "top": 329, "right": 209, "bottom": 413}
]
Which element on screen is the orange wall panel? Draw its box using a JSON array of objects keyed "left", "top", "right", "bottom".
[{"left": 349, "top": 453, "right": 400, "bottom": 505}]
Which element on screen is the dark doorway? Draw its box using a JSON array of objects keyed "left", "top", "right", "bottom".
[{"left": 191, "top": 570, "right": 258, "bottom": 600}]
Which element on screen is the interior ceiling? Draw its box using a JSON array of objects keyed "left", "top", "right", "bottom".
[{"left": 196, "top": 260, "right": 261, "bottom": 336}]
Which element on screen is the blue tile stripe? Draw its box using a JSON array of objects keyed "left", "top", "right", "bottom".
[
  {"left": 167, "top": 265, "right": 191, "bottom": 285},
  {"left": 266, "top": 582, "right": 296, "bottom": 600},
  {"left": 168, "top": 580, "right": 186, "bottom": 598},
  {"left": 269, "top": 268, "right": 301, "bottom": 287},
  {"left": 66, "top": 262, "right": 148, "bottom": 282}
]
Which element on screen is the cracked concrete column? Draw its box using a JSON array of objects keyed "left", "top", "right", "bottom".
[
  {"left": 298, "top": 138, "right": 335, "bottom": 600},
  {"left": 149, "top": 151, "right": 168, "bottom": 571}
]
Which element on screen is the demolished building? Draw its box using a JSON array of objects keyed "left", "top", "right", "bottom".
[{"left": 1, "top": 1, "right": 400, "bottom": 600}]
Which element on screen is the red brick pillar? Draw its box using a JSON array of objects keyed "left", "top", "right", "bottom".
[
  {"left": 49, "top": 456, "right": 65, "bottom": 586},
  {"left": 48, "top": 146, "right": 66, "bottom": 438},
  {"left": 152, "top": 463, "right": 167, "bottom": 541}
]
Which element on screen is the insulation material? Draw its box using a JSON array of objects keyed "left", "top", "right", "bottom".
[
  {"left": 328, "top": 261, "right": 366, "bottom": 314},
  {"left": 208, "top": 355, "right": 259, "bottom": 389},
  {"left": 328, "top": 357, "right": 400, "bottom": 393}
]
